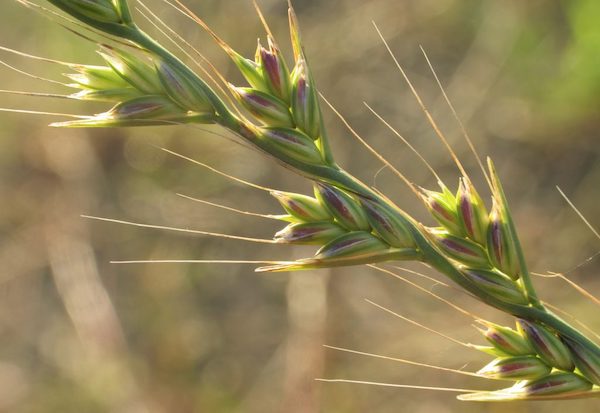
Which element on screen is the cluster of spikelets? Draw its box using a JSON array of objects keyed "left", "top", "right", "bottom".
[
  {"left": 8, "top": 0, "right": 600, "bottom": 401},
  {"left": 268, "top": 175, "right": 600, "bottom": 401},
  {"left": 56, "top": 45, "right": 215, "bottom": 126}
]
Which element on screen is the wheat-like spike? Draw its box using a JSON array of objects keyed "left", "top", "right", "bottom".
[{"left": 6, "top": 0, "right": 600, "bottom": 402}]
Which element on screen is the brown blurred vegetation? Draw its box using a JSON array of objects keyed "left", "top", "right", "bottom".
[{"left": 0, "top": 0, "right": 599, "bottom": 412}]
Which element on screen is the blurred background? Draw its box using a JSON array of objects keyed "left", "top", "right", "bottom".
[{"left": 0, "top": 0, "right": 599, "bottom": 412}]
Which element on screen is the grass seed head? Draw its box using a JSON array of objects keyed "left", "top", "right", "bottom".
[
  {"left": 314, "top": 183, "right": 370, "bottom": 231},
  {"left": 477, "top": 356, "right": 551, "bottom": 380},
  {"left": 487, "top": 200, "right": 521, "bottom": 280},
  {"left": 98, "top": 46, "right": 162, "bottom": 94},
  {"left": 274, "top": 221, "right": 346, "bottom": 245},
  {"left": 69, "top": 87, "right": 142, "bottom": 102},
  {"left": 66, "top": 64, "right": 140, "bottom": 102},
  {"left": 314, "top": 231, "right": 394, "bottom": 262},
  {"left": 66, "top": 64, "right": 130, "bottom": 90},
  {"left": 519, "top": 372, "right": 593, "bottom": 397},
  {"left": 12, "top": 0, "right": 600, "bottom": 402},
  {"left": 430, "top": 230, "right": 490, "bottom": 267},
  {"left": 457, "top": 178, "right": 489, "bottom": 245},
  {"left": 517, "top": 320, "right": 575, "bottom": 372},
  {"left": 258, "top": 126, "right": 324, "bottom": 165},
  {"left": 230, "top": 85, "right": 294, "bottom": 127},
  {"left": 564, "top": 337, "right": 600, "bottom": 386},
  {"left": 480, "top": 321, "right": 535, "bottom": 356},
  {"left": 257, "top": 37, "right": 291, "bottom": 103},
  {"left": 462, "top": 268, "right": 528, "bottom": 306},
  {"left": 271, "top": 191, "right": 331, "bottom": 222},
  {"left": 361, "top": 198, "right": 415, "bottom": 248},
  {"left": 290, "top": 59, "right": 320, "bottom": 139},
  {"left": 229, "top": 50, "right": 269, "bottom": 92},
  {"left": 421, "top": 188, "right": 463, "bottom": 236},
  {"left": 156, "top": 60, "right": 214, "bottom": 113},
  {"left": 53, "top": 95, "right": 212, "bottom": 127}
]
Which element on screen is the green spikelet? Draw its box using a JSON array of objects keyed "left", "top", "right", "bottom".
[
  {"left": 315, "top": 184, "right": 370, "bottom": 231},
  {"left": 517, "top": 320, "right": 574, "bottom": 371}
]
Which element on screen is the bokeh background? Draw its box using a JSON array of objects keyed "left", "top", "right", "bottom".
[{"left": 0, "top": 0, "right": 599, "bottom": 412}]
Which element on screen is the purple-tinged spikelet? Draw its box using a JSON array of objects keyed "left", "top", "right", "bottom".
[
  {"left": 430, "top": 230, "right": 490, "bottom": 267},
  {"left": 564, "top": 337, "right": 600, "bottom": 386},
  {"left": 420, "top": 188, "right": 463, "bottom": 236},
  {"left": 517, "top": 320, "right": 574, "bottom": 371},
  {"left": 98, "top": 46, "right": 161, "bottom": 94},
  {"left": 258, "top": 37, "right": 291, "bottom": 103},
  {"left": 462, "top": 268, "right": 528, "bottom": 305},
  {"left": 290, "top": 60, "right": 320, "bottom": 139},
  {"left": 156, "top": 60, "right": 213, "bottom": 113},
  {"left": 361, "top": 198, "right": 414, "bottom": 248},
  {"left": 315, "top": 184, "right": 369, "bottom": 231},
  {"left": 457, "top": 178, "right": 488, "bottom": 245},
  {"left": 487, "top": 200, "right": 521, "bottom": 280},
  {"left": 270, "top": 191, "right": 330, "bottom": 222},
  {"left": 230, "top": 85, "right": 294, "bottom": 127},
  {"left": 480, "top": 321, "right": 535, "bottom": 356},
  {"left": 258, "top": 127, "right": 323, "bottom": 165},
  {"left": 520, "top": 372, "right": 592, "bottom": 397},
  {"left": 478, "top": 356, "right": 551, "bottom": 380},
  {"left": 274, "top": 222, "right": 345, "bottom": 245}
]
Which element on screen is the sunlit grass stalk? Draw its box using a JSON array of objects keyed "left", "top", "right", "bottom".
[{"left": 4, "top": 0, "right": 600, "bottom": 401}]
